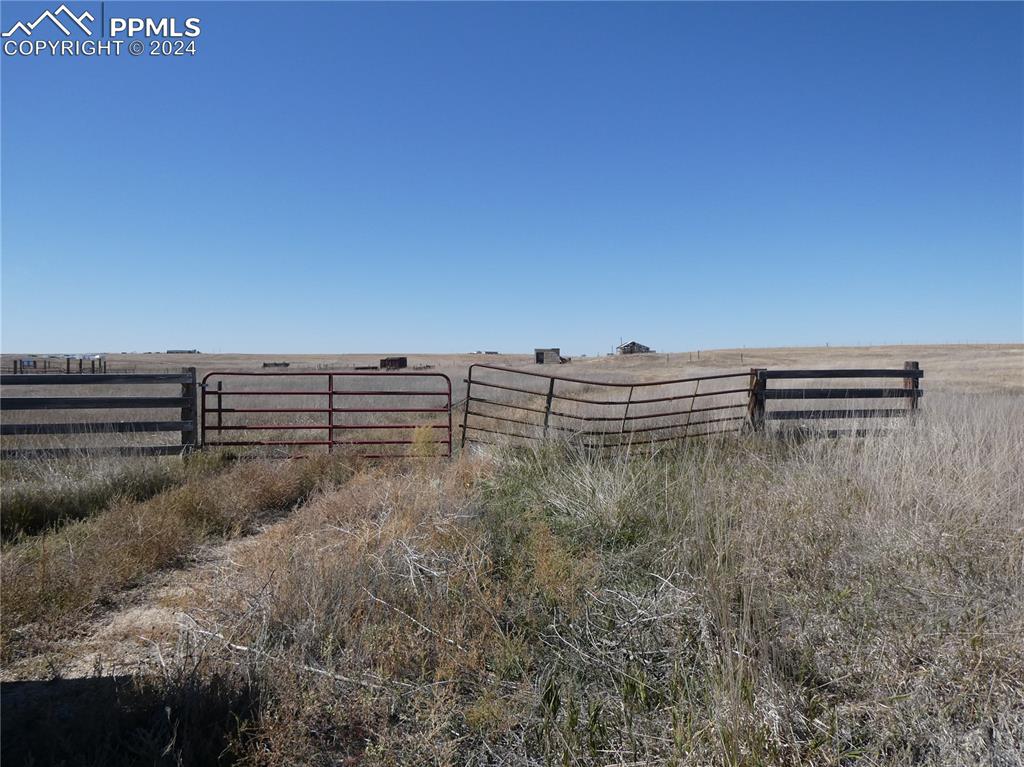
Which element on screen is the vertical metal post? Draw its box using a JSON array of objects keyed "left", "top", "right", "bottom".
[
  {"left": 682, "top": 379, "right": 701, "bottom": 440},
  {"left": 199, "top": 382, "right": 207, "bottom": 447},
  {"left": 327, "top": 373, "right": 334, "bottom": 454},
  {"left": 619, "top": 386, "right": 634, "bottom": 435},
  {"left": 542, "top": 377, "right": 555, "bottom": 438},
  {"left": 181, "top": 367, "right": 198, "bottom": 452},
  {"left": 445, "top": 375, "right": 453, "bottom": 457},
  {"left": 66, "top": 357, "right": 71, "bottom": 374},
  {"left": 903, "top": 361, "right": 920, "bottom": 414},
  {"left": 78, "top": 358, "right": 83, "bottom": 373},
  {"left": 216, "top": 380, "right": 223, "bottom": 443},
  {"left": 460, "top": 366, "right": 474, "bottom": 448},
  {"left": 91, "top": 359, "right": 96, "bottom": 374}
]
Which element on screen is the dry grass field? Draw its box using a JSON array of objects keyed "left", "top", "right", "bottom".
[
  {"left": 1, "top": 344, "right": 1022, "bottom": 766},
  {"left": 8, "top": 342, "right": 1020, "bottom": 394}
]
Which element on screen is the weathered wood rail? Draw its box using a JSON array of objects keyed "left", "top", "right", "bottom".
[
  {"left": 0, "top": 369, "right": 198, "bottom": 458},
  {"left": 749, "top": 361, "right": 922, "bottom": 432}
]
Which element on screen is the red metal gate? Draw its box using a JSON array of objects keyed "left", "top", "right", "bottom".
[{"left": 201, "top": 371, "right": 452, "bottom": 458}]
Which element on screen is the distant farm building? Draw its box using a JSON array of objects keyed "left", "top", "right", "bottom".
[
  {"left": 262, "top": 361, "right": 290, "bottom": 368},
  {"left": 535, "top": 348, "right": 569, "bottom": 364},
  {"left": 380, "top": 356, "right": 408, "bottom": 371},
  {"left": 167, "top": 349, "right": 200, "bottom": 354},
  {"left": 535, "top": 348, "right": 559, "bottom": 364},
  {"left": 617, "top": 341, "right": 654, "bottom": 355}
]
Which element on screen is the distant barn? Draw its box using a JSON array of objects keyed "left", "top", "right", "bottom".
[
  {"left": 617, "top": 341, "right": 653, "bottom": 355},
  {"left": 167, "top": 349, "right": 199, "bottom": 354},
  {"left": 380, "top": 356, "right": 408, "bottom": 370}
]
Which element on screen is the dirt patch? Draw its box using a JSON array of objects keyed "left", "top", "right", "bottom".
[{"left": 1, "top": 524, "right": 277, "bottom": 683}]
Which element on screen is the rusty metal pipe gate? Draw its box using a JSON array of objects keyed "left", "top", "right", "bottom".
[
  {"left": 201, "top": 371, "right": 452, "bottom": 458},
  {"left": 461, "top": 364, "right": 752, "bottom": 450}
]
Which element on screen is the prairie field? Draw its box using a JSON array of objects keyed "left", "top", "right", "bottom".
[{"left": 1, "top": 344, "right": 1022, "bottom": 766}]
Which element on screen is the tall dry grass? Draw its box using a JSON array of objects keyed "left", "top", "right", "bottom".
[
  {"left": 0, "top": 449, "right": 232, "bottom": 539},
  {"left": 0, "top": 455, "right": 355, "bottom": 662},
  {"left": 147, "top": 392, "right": 1022, "bottom": 765},
  {"left": 3, "top": 392, "right": 1021, "bottom": 765}
]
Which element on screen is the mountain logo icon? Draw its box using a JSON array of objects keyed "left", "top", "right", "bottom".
[{"left": 2, "top": 4, "right": 94, "bottom": 37}]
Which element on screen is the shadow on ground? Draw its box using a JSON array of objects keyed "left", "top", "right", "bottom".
[{"left": 2, "top": 672, "right": 254, "bottom": 766}]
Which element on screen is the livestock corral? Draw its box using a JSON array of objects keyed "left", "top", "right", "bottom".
[{"left": 1, "top": 344, "right": 1022, "bottom": 766}]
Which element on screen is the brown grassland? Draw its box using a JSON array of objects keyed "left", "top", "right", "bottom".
[{"left": 1, "top": 344, "right": 1022, "bottom": 766}]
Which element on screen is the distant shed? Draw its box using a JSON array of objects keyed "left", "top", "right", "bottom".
[
  {"left": 534, "top": 348, "right": 561, "bottom": 364},
  {"left": 380, "top": 356, "right": 408, "bottom": 371},
  {"left": 617, "top": 341, "right": 653, "bottom": 355}
]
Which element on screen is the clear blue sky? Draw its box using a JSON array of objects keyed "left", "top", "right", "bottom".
[{"left": 2, "top": 1, "right": 1021, "bottom": 355}]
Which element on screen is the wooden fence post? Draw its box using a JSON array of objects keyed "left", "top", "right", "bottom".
[
  {"left": 748, "top": 368, "right": 767, "bottom": 431},
  {"left": 181, "top": 367, "right": 198, "bottom": 452},
  {"left": 903, "top": 361, "right": 920, "bottom": 413}
]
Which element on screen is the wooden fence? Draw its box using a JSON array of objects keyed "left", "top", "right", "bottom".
[
  {"left": 0, "top": 369, "right": 198, "bottom": 459},
  {"left": 749, "top": 361, "right": 922, "bottom": 435}
]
